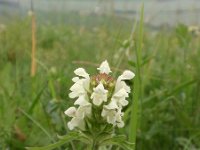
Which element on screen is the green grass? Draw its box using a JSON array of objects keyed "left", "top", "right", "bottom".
[
  {"left": 129, "top": 5, "right": 144, "bottom": 148},
  {"left": 0, "top": 12, "right": 200, "bottom": 150}
]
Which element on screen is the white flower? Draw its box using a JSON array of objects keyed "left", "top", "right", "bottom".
[
  {"left": 101, "top": 107, "right": 124, "bottom": 128},
  {"left": 115, "top": 70, "right": 134, "bottom": 93},
  {"left": 74, "top": 68, "right": 89, "bottom": 78},
  {"left": 101, "top": 108, "right": 116, "bottom": 124},
  {"left": 65, "top": 60, "right": 135, "bottom": 130},
  {"left": 74, "top": 95, "right": 90, "bottom": 106},
  {"left": 115, "top": 109, "right": 125, "bottom": 128},
  {"left": 115, "top": 80, "right": 131, "bottom": 93},
  {"left": 91, "top": 83, "right": 108, "bottom": 106},
  {"left": 104, "top": 101, "right": 118, "bottom": 109},
  {"left": 111, "top": 88, "right": 129, "bottom": 107},
  {"left": 72, "top": 77, "right": 79, "bottom": 82},
  {"left": 67, "top": 117, "right": 85, "bottom": 130},
  {"left": 65, "top": 67, "right": 92, "bottom": 130},
  {"left": 76, "top": 104, "right": 91, "bottom": 119},
  {"left": 64, "top": 107, "right": 76, "bottom": 117},
  {"left": 65, "top": 107, "right": 82, "bottom": 130},
  {"left": 69, "top": 79, "right": 86, "bottom": 98},
  {"left": 100, "top": 70, "right": 134, "bottom": 127},
  {"left": 69, "top": 68, "right": 90, "bottom": 100},
  {"left": 102, "top": 88, "right": 127, "bottom": 127},
  {"left": 97, "top": 60, "right": 112, "bottom": 74},
  {"left": 119, "top": 70, "right": 135, "bottom": 80},
  {"left": 65, "top": 104, "right": 91, "bottom": 130}
]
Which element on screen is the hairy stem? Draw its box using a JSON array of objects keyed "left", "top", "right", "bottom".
[{"left": 92, "top": 139, "right": 98, "bottom": 150}]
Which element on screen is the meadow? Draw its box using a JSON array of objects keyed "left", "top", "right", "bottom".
[{"left": 0, "top": 11, "right": 200, "bottom": 150}]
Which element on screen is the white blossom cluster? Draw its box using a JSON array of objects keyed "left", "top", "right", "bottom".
[{"left": 64, "top": 60, "right": 135, "bottom": 130}]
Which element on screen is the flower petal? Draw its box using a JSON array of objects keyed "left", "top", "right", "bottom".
[
  {"left": 117, "top": 121, "right": 124, "bottom": 128},
  {"left": 119, "top": 70, "right": 135, "bottom": 80},
  {"left": 67, "top": 121, "right": 75, "bottom": 130},
  {"left": 68, "top": 117, "right": 85, "bottom": 130},
  {"left": 72, "top": 77, "right": 79, "bottom": 82},
  {"left": 91, "top": 83, "right": 108, "bottom": 106},
  {"left": 93, "top": 83, "right": 108, "bottom": 94},
  {"left": 113, "top": 88, "right": 128, "bottom": 98},
  {"left": 74, "top": 68, "right": 89, "bottom": 78},
  {"left": 82, "top": 78, "right": 90, "bottom": 91},
  {"left": 115, "top": 80, "right": 131, "bottom": 93},
  {"left": 93, "top": 98, "right": 102, "bottom": 106},
  {"left": 76, "top": 104, "right": 91, "bottom": 119},
  {"left": 97, "top": 60, "right": 112, "bottom": 74},
  {"left": 107, "top": 111, "right": 116, "bottom": 124},
  {"left": 104, "top": 101, "right": 118, "bottom": 109},
  {"left": 64, "top": 107, "right": 76, "bottom": 117},
  {"left": 70, "top": 82, "right": 84, "bottom": 92},
  {"left": 119, "top": 99, "right": 129, "bottom": 106},
  {"left": 74, "top": 95, "right": 89, "bottom": 106},
  {"left": 69, "top": 91, "right": 78, "bottom": 99}
]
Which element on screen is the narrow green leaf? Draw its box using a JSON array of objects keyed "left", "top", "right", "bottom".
[
  {"left": 26, "top": 132, "right": 80, "bottom": 150},
  {"left": 19, "top": 108, "right": 55, "bottom": 142},
  {"left": 129, "top": 3, "right": 144, "bottom": 149},
  {"left": 28, "top": 84, "right": 46, "bottom": 114},
  {"left": 142, "top": 79, "right": 197, "bottom": 104}
]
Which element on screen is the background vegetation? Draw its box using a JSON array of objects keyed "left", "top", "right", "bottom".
[{"left": 0, "top": 11, "right": 200, "bottom": 149}]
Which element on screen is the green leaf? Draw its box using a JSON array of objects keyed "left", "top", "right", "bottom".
[
  {"left": 100, "top": 135, "right": 135, "bottom": 150},
  {"left": 19, "top": 108, "right": 55, "bottom": 142},
  {"left": 28, "top": 84, "right": 46, "bottom": 114},
  {"left": 129, "top": 4, "right": 144, "bottom": 149},
  {"left": 26, "top": 132, "right": 80, "bottom": 150},
  {"left": 58, "top": 131, "right": 92, "bottom": 144},
  {"left": 96, "top": 132, "right": 113, "bottom": 143}
]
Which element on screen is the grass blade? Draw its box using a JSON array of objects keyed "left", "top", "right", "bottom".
[
  {"left": 129, "top": 4, "right": 144, "bottom": 148},
  {"left": 28, "top": 84, "right": 47, "bottom": 114},
  {"left": 19, "top": 108, "right": 55, "bottom": 142}
]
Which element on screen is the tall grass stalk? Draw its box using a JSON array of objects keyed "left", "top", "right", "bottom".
[
  {"left": 31, "top": 13, "right": 37, "bottom": 77},
  {"left": 129, "top": 4, "right": 144, "bottom": 148}
]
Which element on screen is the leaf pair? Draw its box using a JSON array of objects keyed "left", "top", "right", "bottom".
[
  {"left": 26, "top": 132, "right": 134, "bottom": 150},
  {"left": 100, "top": 135, "right": 135, "bottom": 150},
  {"left": 26, "top": 132, "right": 86, "bottom": 150}
]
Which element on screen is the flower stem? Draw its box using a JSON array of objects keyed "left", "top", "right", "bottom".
[{"left": 92, "top": 139, "right": 98, "bottom": 150}]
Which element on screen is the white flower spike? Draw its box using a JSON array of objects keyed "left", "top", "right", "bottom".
[{"left": 64, "top": 60, "right": 135, "bottom": 131}]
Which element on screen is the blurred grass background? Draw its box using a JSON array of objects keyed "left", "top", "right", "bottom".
[{"left": 0, "top": 1, "right": 200, "bottom": 150}]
